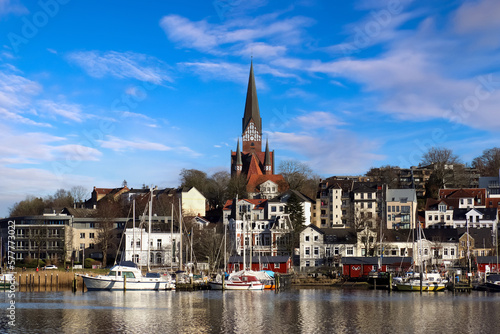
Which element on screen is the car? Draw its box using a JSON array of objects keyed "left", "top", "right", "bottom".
[{"left": 44, "top": 265, "right": 58, "bottom": 270}]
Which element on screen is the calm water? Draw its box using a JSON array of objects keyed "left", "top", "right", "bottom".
[{"left": 1, "top": 288, "right": 500, "bottom": 333}]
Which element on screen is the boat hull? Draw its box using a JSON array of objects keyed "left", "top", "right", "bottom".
[
  {"left": 82, "top": 275, "right": 174, "bottom": 291},
  {"left": 209, "top": 281, "right": 264, "bottom": 290},
  {"left": 395, "top": 282, "right": 446, "bottom": 291}
]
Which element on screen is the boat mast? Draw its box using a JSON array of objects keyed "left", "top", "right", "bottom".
[
  {"left": 133, "top": 199, "right": 135, "bottom": 263},
  {"left": 179, "top": 198, "right": 183, "bottom": 271},
  {"left": 170, "top": 203, "right": 173, "bottom": 271},
  {"left": 147, "top": 187, "right": 153, "bottom": 272}
]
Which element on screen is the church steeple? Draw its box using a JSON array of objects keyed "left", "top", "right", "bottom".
[
  {"left": 264, "top": 139, "right": 272, "bottom": 174},
  {"left": 242, "top": 61, "right": 262, "bottom": 152},
  {"left": 235, "top": 139, "right": 242, "bottom": 175}
]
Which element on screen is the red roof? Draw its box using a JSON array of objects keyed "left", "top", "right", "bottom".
[
  {"left": 223, "top": 199, "right": 268, "bottom": 211},
  {"left": 439, "top": 188, "right": 486, "bottom": 206},
  {"left": 246, "top": 174, "right": 289, "bottom": 193}
]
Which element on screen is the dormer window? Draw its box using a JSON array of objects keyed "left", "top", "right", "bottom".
[{"left": 439, "top": 204, "right": 446, "bottom": 212}]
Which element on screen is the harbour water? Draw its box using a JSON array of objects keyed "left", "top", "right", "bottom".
[{"left": 2, "top": 288, "right": 500, "bottom": 333}]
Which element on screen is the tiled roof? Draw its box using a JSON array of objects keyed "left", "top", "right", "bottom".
[
  {"left": 246, "top": 174, "right": 289, "bottom": 193},
  {"left": 425, "top": 198, "right": 459, "bottom": 210},
  {"left": 223, "top": 198, "right": 268, "bottom": 211}
]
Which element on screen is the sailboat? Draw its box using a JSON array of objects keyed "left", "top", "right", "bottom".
[
  {"left": 82, "top": 187, "right": 175, "bottom": 291},
  {"left": 394, "top": 226, "right": 446, "bottom": 291},
  {"left": 209, "top": 197, "right": 264, "bottom": 290}
]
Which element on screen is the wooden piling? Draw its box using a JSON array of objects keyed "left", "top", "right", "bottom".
[
  {"left": 124, "top": 275, "right": 126, "bottom": 292},
  {"left": 56, "top": 274, "right": 58, "bottom": 290}
]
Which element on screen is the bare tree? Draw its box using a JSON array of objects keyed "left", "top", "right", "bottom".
[
  {"left": 70, "top": 185, "right": 89, "bottom": 203},
  {"left": 472, "top": 147, "right": 500, "bottom": 177},
  {"left": 366, "top": 165, "right": 401, "bottom": 188},
  {"left": 207, "top": 171, "right": 231, "bottom": 210},
  {"left": 94, "top": 200, "right": 121, "bottom": 267},
  {"left": 227, "top": 173, "right": 248, "bottom": 199},
  {"left": 421, "top": 147, "right": 461, "bottom": 190},
  {"left": 180, "top": 169, "right": 209, "bottom": 194},
  {"left": 279, "top": 160, "right": 313, "bottom": 191}
]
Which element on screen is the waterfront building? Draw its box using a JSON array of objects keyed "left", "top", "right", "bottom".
[
  {"left": 123, "top": 221, "right": 181, "bottom": 267},
  {"left": 386, "top": 189, "right": 417, "bottom": 229}
]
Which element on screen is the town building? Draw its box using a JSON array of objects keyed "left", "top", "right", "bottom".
[{"left": 386, "top": 189, "right": 417, "bottom": 229}]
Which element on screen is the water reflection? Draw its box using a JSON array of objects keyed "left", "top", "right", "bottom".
[{"left": 1, "top": 289, "right": 500, "bottom": 333}]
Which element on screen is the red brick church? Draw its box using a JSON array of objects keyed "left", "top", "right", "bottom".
[{"left": 230, "top": 62, "right": 288, "bottom": 198}]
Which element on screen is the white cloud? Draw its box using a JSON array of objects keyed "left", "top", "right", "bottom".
[
  {"left": 160, "top": 13, "right": 314, "bottom": 55},
  {"left": 37, "top": 100, "right": 84, "bottom": 122},
  {"left": 270, "top": 130, "right": 383, "bottom": 174},
  {"left": 66, "top": 51, "right": 172, "bottom": 84},
  {"left": 294, "top": 111, "right": 345, "bottom": 129},
  {"left": 99, "top": 135, "right": 172, "bottom": 152},
  {"left": 0, "top": 126, "right": 102, "bottom": 165},
  {"left": 0, "top": 0, "right": 28, "bottom": 17}
]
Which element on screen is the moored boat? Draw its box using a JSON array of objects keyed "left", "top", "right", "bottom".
[
  {"left": 394, "top": 272, "right": 446, "bottom": 291},
  {"left": 209, "top": 270, "right": 265, "bottom": 290},
  {"left": 81, "top": 261, "right": 175, "bottom": 291}
]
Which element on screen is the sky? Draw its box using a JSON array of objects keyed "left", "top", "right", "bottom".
[{"left": 1, "top": 0, "right": 500, "bottom": 217}]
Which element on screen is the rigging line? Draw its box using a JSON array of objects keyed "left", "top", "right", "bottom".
[{"left": 113, "top": 203, "right": 133, "bottom": 266}]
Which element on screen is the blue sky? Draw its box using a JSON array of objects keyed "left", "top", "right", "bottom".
[{"left": 1, "top": 0, "right": 500, "bottom": 216}]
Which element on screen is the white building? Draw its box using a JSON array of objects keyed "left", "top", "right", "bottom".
[{"left": 123, "top": 225, "right": 181, "bottom": 268}]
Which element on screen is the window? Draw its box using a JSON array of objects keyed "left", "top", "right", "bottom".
[
  {"left": 305, "top": 247, "right": 310, "bottom": 255},
  {"left": 439, "top": 204, "right": 446, "bottom": 212},
  {"left": 388, "top": 206, "right": 392, "bottom": 213},
  {"left": 451, "top": 248, "right": 455, "bottom": 256},
  {"left": 368, "top": 193, "right": 373, "bottom": 199},
  {"left": 401, "top": 197, "right": 408, "bottom": 204},
  {"left": 157, "top": 239, "right": 162, "bottom": 248},
  {"left": 80, "top": 233, "right": 85, "bottom": 238},
  {"left": 396, "top": 206, "right": 400, "bottom": 212},
  {"left": 326, "top": 248, "right": 331, "bottom": 257},
  {"left": 136, "top": 240, "right": 140, "bottom": 247},
  {"left": 305, "top": 235, "right": 310, "bottom": 242},
  {"left": 89, "top": 223, "right": 95, "bottom": 228},
  {"left": 271, "top": 206, "right": 277, "bottom": 212},
  {"left": 89, "top": 243, "right": 95, "bottom": 249},
  {"left": 334, "top": 247, "right": 339, "bottom": 255},
  {"left": 314, "top": 247, "right": 319, "bottom": 256},
  {"left": 467, "top": 199, "right": 473, "bottom": 204},
  {"left": 388, "top": 215, "right": 391, "bottom": 221},
  {"left": 346, "top": 247, "right": 354, "bottom": 255},
  {"left": 305, "top": 260, "right": 310, "bottom": 267},
  {"left": 314, "top": 235, "right": 318, "bottom": 241},
  {"left": 360, "top": 203, "right": 364, "bottom": 209},
  {"left": 368, "top": 203, "right": 372, "bottom": 209},
  {"left": 428, "top": 215, "right": 432, "bottom": 221},
  {"left": 279, "top": 206, "right": 284, "bottom": 212},
  {"left": 89, "top": 233, "right": 95, "bottom": 239},
  {"left": 444, "top": 248, "right": 448, "bottom": 256},
  {"left": 400, "top": 248, "right": 406, "bottom": 256}
]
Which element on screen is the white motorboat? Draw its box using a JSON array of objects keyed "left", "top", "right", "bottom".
[{"left": 81, "top": 261, "right": 175, "bottom": 291}]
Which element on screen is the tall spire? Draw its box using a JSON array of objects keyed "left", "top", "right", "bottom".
[
  {"left": 235, "top": 139, "right": 242, "bottom": 175},
  {"left": 264, "top": 138, "right": 272, "bottom": 174},
  {"left": 242, "top": 61, "right": 262, "bottom": 152}
]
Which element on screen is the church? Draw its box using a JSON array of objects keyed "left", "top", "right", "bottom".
[{"left": 230, "top": 62, "right": 288, "bottom": 199}]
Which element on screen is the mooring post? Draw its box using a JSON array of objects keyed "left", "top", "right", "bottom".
[
  {"left": 72, "top": 274, "right": 77, "bottom": 293},
  {"left": 124, "top": 275, "right": 126, "bottom": 292},
  {"left": 56, "top": 274, "right": 59, "bottom": 290}
]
